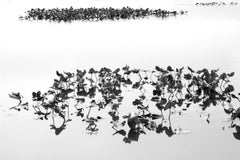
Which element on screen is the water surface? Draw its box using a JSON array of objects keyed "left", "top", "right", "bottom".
[{"left": 0, "top": 0, "right": 240, "bottom": 160}]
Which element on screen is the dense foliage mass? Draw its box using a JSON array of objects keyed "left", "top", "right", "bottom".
[
  {"left": 19, "top": 7, "right": 187, "bottom": 22},
  {"left": 8, "top": 66, "right": 240, "bottom": 142}
]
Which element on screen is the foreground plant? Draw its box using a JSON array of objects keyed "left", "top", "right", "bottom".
[{"left": 7, "top": 66, "right": 240, "bottom": 142}]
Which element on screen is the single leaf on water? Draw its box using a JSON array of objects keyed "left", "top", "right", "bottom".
[
  {"left": 128, "top": 129, "right": 140, "bottom": 141},
  {"left": 227, "top": 72, "right": 235, "bottom": 77},
  {"left": 224, "top": 85, "right": 234, "bottom": 93},
  {"left": 167, "top": 66, "right": 174, "bottom": 72},
  {"left": 151, "top": 96, "right": 160, "bottom": 102},
  {"left": 164, "top": 101, "right": 174, "bottom": 110},
  {"left": 184, "top": 73, "right": 192, "bottom": 80},
  {"left": 187, "top": 66, "right": 195, "bottom": 73},
  {"left": 117, "top": 129, "right": 127, "bottom": 136}
]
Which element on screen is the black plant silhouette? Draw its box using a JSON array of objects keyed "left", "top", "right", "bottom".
[
  {"left": 6, "top": 66, "right": 240, "bottom": 143},
  {"left": 19, "top": 7, "right": 187, "bottom": 22}
]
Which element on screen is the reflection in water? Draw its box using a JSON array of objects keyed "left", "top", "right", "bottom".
[
  {"left": 6, "top": 66, "right": 240, "bottom": 143},
  {"left": 19, "top": 7, "right": 187, "bottom": 22}
]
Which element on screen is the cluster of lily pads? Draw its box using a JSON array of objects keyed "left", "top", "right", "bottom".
[
  {"left": 19, "top": 7, "right": 187, "bottom": 22},
  {"left": 8, "top": 66, "right": 240, "bottom": 142},
  {"left": 195, "top": 2, "right": 238, "bottom": 6}
]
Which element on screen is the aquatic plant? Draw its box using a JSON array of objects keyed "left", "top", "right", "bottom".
[
  {"left": 19, "top": 7, "right": 187, "bottom": 22},
  {"left": 7, "top": 66, "right": 240, "bottom": 142}
]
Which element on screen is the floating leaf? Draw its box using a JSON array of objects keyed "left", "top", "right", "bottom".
[
  {"left": 123, "top": 113, "right": 131, "bottom": 119},
  {"left": 231, "top": 94, "right": 240, "bottom": 101},
  {"left": 128, "top": 129, "right": 140, "bottom": 141},
  {"left": 127, "top": 116, "right": 140, "bottom": 130},
  {"left": 9, "top": 92, "right": 21, "bottom": 100},
  {"left": 114, "top": 129, "right": 126, "bottom": 136},
  {"left": 184, "top": 74, "right": 192, "bottom": 80},
  {"left": 165, "top": 127, "right": 174, "bottom": 137},
  {"left": 122, "top": 65, "right": 129, "bottom": 71},
  {"left": 164, "top": 101, "right": 175, "bottom": 110},
  {"left": 88, "top": 68, "right": 97, "bottom": 74},
  {"left": 160, "top": 98, "right": 167, "bottom": 105},
  {"left": 186, "top": 103, "right": 191, "bottom": 108},
  {"left": 155, "top": 66, "right": 161, "bottom": 71},
  {"left": 151, "top": 96, "right": 159, "bottom": 102},
  {"left": 132, "top": 99, "right": 142, "bottom": 106},
  {"left": 224, "top": 85, "right": 234, "bottom": 93},
  {"left": 123, "top": 137, "right": 131, "bottom": 144},
  {"left": 187, "top": 66, "right": 195, "bottom": 73},
  {"left": 76, "top": 98, "right": 85, "bottom": 103},
  {"left": 232, "top": 108, "right": 240, "bottom": 120},
  {"left": 153, "top": 88, "right": 161, "bottom": 96},
  {"left": 224, "top": 108, "right": 234, "bottom": 114},
  {"left": 177, "top": 99, "right": 184, "bottom": 106},
  {"left": 156, "top": 124, "right": 164, "bottom": 133},
  {"left": 219, "top": 73, "right": 227, "bottom": 80},
  {"left": 227, "top": 72, "right": 235, "bottom": 77},
  {"left": 167, "top": 66, "right": 174, "bottom": 72}
]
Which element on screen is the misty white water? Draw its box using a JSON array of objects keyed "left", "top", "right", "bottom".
[{"left": 0, "top": 0, "right": 240, "bottom": 160}]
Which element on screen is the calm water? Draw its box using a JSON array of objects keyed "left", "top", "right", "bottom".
[{"left": 0, "top": 0, "right": 240, "bottom": 160}]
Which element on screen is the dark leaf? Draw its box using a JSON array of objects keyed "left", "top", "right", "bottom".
[
  {"left": 76, "top": 98, "right": 85, "bottom": 103},
  {"left": 227, "top": 72, "right": 235, "bottom": 77},
  {"left": 127, "top": 116, "right": 140, "bottom": 130},
  {"left": 113, "top": 68, "right": 120, "bottom": 73},
  {"left": 128, "top": 129, "right": 140, "bottom": 141},
  {"left": 155, "top": 66, "right": 161, "bottom": 71},
  {"left": 123, "top": 137, "right": 131, "bottom": 144},
  {"left": 167, "top": 66, "right": 174, "bottom": 72},
  {"left": 139, "top": 95, "right": 146, "bottom": 100},
  {"left": 153, "top": 88, "right": 161, "bottom": 96},
  {"left": 186, "top": 103, "right": 191, "bottom": 108},
  {"left": 156, "top": 124, "right": 164, "bottom": 134},
  {"left": 224, "top": 108, "right": 234, "bottom": 114},
  {"left": 151, "top": 96, "right": 160, "bottom": 102},
  {"left": 165, "top": 127, "right": 174, "bottom": 137},
  {"left": 232, "top": 108, "right": 240, "bottom": 120},
  {"left": 164, "top": 101, "right": 175, "bottom": 110},
  {"left": 231, "top": 94, "right": 240, "bottom": 101},
  {"left": 219, "top": 73, "right": 227, "bottom": 80},
  {"left": 115, "top": 129, "right": 127, "bottom": 136},
  {"left": 224, "top": 85, "right": 234, "bottom": 93},
  {"left": 187, "top": 66, "right": 195, "bottom": 73},
  {"left": 184, "top": 74, "right": 192, "bottom": 80},
  {"left": 160, "top": 98, "right": 167, "bottom": 105},
  {"left": 177, "top": 99, "right": 184, "bottom": 106},
  {"left": 132, "top": 99, "right": 142, "bottom": 106},
  {"left": 88, "top": 68, "right": 96, "bottom": 74},
  {"left": 122, "top": 65, "right": 129, "bottom": 71}
]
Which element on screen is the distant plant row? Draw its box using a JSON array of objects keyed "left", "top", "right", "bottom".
[{"left": 19, "top": 7, "right": 187, "bottom": 22}]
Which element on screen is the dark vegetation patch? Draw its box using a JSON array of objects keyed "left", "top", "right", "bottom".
[{"left": 19, "top": 7, "right": 187, "bottom": 22}]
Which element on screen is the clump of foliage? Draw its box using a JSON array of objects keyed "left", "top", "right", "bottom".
[{"left": 19, "top": 7, "right": 187, "bottom": 22}]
